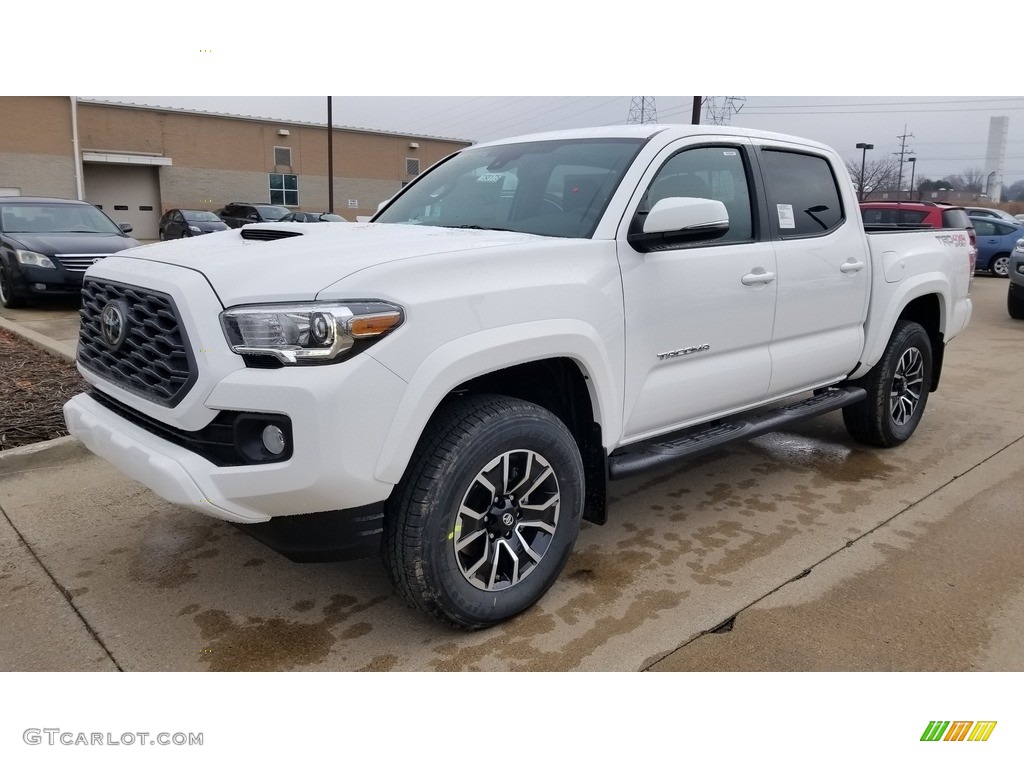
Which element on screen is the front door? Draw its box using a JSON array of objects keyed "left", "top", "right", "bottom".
[{"left": 618, "top": 140, "right": 777, "bottom": 443}]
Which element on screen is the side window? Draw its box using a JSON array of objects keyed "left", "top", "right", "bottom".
[
  {"left": 639, "top": 145, "right": 753, "bottom": 244},
  {"left": 972, "top": 219, "right": 996, "bottom": 236},
  {"left": 760, "top": 149, "right": 844, "bottom": 238}
]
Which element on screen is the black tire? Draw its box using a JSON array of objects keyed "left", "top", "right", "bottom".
[
  {"left": 991, "top": 254, "right": 1010, "bottom": 278},
  {"left": 383, "top": 394, "right": 584, "bottom": 629},
  {"left": 0, "top": 264, "right": 27, "bottom": 309},
  {"left": 1009, "top": 283, "right": 1024, "bottom": 320},
  {"left": 843, "top": 320, "right": 932, "bottom": 448}
]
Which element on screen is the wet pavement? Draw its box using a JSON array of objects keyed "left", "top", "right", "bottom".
[{"left": 0, "top": 277, "right": 1021, "bottom": 671}]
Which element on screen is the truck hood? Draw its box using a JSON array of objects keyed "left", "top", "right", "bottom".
[{"left": 108, "top": 222, "right": 547, "bottom": 305}]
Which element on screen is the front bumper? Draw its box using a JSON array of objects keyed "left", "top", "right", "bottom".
[{"left": 64, "top": 349, "right": 408, "bottom": 527}]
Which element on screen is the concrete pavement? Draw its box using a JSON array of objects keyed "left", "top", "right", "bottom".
[{"left": 0, "top": 277, "right": 1022, "bottom": 671}]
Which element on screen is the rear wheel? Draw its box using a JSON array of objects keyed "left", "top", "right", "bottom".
[
  {"left": 0, "top": 264, "right": 27, "bottom": 308},
  {"left": 992, "top": 254, "right": 1010, "bottom": 277},
  {"left": 843, "top": 320, "right": 932, "bottom": 447},
  {"left": 1009, "top": 283, "right": 1024, "bottom": 320},
  {"left": 383, "top": 395, "right": 584, "bottom": 629}
]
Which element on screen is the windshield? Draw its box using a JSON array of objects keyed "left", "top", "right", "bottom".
[
  {"left": 183, "top": 210, "right": 222, "bottom": 222},
  {"left": 319, "top": 213, "right": 346, "bottom": 222},
  {"left": 0, "top": 203, "right": 124, "bottom": 235},
  {"left": 256, "top": 205, "right": 290, "bottom": 221},
  {"left": 374, "top": 138, "right": 645, "bottom": 238}
]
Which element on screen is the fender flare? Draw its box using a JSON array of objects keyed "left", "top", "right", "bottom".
[{"left": 372, "top": 319, "right": 621, "bottom": 484}]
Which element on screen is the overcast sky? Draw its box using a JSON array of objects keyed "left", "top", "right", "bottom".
[
  {"left": 89, "top": 95, "right": 1024, "bottom": 188},
  {"left": 12, "top": 2, "right": 1024, "bottom": 188}
]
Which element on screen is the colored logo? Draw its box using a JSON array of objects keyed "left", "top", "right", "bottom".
[{"left": 921, "top": 721, "right": 997, "bottom": 742}]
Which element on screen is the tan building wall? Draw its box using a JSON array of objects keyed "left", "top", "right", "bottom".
[
  {"left": 0, "top": 97, "right": 78, "bottom": 197},
  {"left": 0, "top": 97, "right": 471, "bottom": 221},
  {"left": 73, "top": 101, "right": 469, "bottom": 219}
]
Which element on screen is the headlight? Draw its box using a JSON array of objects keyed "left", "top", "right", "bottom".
[
  {"left": 189, "top": 225, "right": 202, "bottom": 233},
  {"left": 1014, "top": 238, "right": 1024, "bottom": 253},
  {"left": 220, "top": 301, "right": 404, "bottom": 364},
  {"left": 14, "top": 249, "right": 56, "bottom": 269}
]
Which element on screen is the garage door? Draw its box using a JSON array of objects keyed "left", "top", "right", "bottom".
[{"left": 83, "top": 164, "right": 161, "bottom": 240}]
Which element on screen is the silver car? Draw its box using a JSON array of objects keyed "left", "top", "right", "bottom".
[{"left": 1009, "top": 238, "right": 1024, "bottom": 319}]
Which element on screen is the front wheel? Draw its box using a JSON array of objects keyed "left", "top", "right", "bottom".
[
  {"left": 383, "top": 395, "right": 584, "bottom": 629},
  {"left": 843, "top": 320, "right": 933, "bottom": 447},
  {"left": 1009, "top": 283, "right": 1024, "bottom": 320},
  {"left": 991, "top": 254, "right": 1010, "bottom": 278},
  {"left": 0, "top": 264, "right": 27, "bottom": 309}
]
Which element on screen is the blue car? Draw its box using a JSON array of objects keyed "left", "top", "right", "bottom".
[{"left": 969, "top": 215, "right": 1024, "bottom": 277}]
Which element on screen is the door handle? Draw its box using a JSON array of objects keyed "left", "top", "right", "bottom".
[
  {"left": 741, "top": 270, "right": 776, "bottom": 286},
  {"left": 840, "top": 260, "right": 865, "bottom": 273}
]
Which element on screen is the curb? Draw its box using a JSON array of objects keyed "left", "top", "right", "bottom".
[
  {"left": 0, "top": 435, "right": 86, "bottom": 475},
  {"left": 0, "top": 315, "right": 76, "bottom": 362}
]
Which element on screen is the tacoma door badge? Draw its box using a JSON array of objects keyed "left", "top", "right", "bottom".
[{"left": 657, "top": 344, "right": 710, "bottom": 361}]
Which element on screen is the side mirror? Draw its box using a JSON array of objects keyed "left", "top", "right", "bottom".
[
  {"left": 247, "top": 213, "right": 259, "bottom": 221},
  {"left": 628, "top": 197, "right": 729, "bottom": 253},
  {"left": 119, "top": 223, "right": 133, "bottom": 234}
]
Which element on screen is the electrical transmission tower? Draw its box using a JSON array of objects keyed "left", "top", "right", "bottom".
[
  {"left": 627, "top": 97, "right": 658, "bottom": 124},
  {"left": 703, "top": 96, "right": 746, "bottom": 125}
]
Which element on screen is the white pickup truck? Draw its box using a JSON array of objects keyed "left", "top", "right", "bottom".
[{"left": 64, "top": 124, "right": 973, "bottom": 628}]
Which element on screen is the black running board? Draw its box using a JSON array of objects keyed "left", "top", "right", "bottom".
[{"left": 608, "top": 386, "right": 866, "bottom": 480}]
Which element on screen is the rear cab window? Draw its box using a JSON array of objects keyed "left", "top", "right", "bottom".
[{"left": 759, "top": 149, "right": 845, "bottom": 238}]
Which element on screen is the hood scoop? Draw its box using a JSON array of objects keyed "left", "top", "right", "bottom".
[{"left": 240, "top": 228, "right": 304, "bottom": 242}]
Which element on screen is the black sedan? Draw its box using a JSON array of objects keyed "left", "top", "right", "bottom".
[
  {"left": 158, "top": 209, "right": 230, "bottom": 240},
  {"left": 278, "top": 212, "right": 348, "bottom": 223},
  {"left": 0, "top": 197, "right": 141, "bottom": 308}
]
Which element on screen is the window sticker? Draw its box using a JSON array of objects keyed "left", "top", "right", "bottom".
[
  {"left": 777, "top": 203, "right": 795, "bottom": 229},
  {"left": 723, "top": 150, "right": 737, "bottom": 156}
]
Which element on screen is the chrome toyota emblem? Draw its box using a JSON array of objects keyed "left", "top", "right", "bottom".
[
  {"left": 100, "top": 300, "right": 129, "bottom": 350},
  {"left": 501, "top": 512, "right": 515, "bottom": 527}
]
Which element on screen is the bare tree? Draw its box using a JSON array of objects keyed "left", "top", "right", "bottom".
[
  {"left": 845, "top": 156, "right": 901, "bottom": 199},
  {"left": 946, "top": 168, "right": 986, "bottom": 194}
]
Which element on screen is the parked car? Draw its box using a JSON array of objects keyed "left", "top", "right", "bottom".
[
  {"left": 859, "top": 201, "right": 978, "bottom": 271},
  {"left": 158, "top": 209, "right": 230, "bottom": 240},
  {"left": 1016, "top": 214, "right": 1024, "bottom": 223},
  {"left": 215, "top": 203, "right": 291, "bottom": 229},
  {"left": 1008, "top": 239, "right": 1024, "bottom": 319},
  {"left": 859, "top": 200, "right": 973, "bottom": 230},
  {"left": 0, "top": 196, "right": 141, "bottom": 308},
  {"left": 968, "top": 215, "right": 1024, "bottom": 277},
  {"left": 963, "top": 206, "right": 1020, "bottom": 224},
  {"left": 278, "top": 212, "right": 348, "bottom": 223}
]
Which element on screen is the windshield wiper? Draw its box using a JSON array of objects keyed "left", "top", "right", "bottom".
[{"left": 444, "top": 224, "right": 517, "bottom": 233}]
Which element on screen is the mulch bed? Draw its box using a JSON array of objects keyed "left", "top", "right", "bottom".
[{"left": 0, "top": 327, "right": 87, "bottom": 451}]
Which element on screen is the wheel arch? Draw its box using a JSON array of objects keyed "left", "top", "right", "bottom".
[{"left": 372, "top": 323, "right": 620, "bottom": 523}]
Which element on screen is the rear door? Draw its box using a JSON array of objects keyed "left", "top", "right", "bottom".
[{"left": 753, "top": 143, "right": 872, "bottom": 396}]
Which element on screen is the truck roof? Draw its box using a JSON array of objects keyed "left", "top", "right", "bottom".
[{"left": 471, "top": 123, "right": 836, "bottom": 153}]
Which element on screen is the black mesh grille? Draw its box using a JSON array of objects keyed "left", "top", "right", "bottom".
[{"left": 78, "top": 279, "right": 197, "bottom": 406}]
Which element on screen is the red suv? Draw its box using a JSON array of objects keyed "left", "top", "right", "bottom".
[{"left": 860, "top": 201, "right": 977, "bottom": 272}]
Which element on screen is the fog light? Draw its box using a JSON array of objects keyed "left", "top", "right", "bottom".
[
  {"left": 262, "top": 425, "right": 286, "bottom": 455},
  {"left": 34, "top": 283, "right": 47, "bottom": 290}
]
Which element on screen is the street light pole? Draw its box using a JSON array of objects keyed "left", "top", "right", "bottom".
[
  {"left": 856, "top": 142, "right": 874, "bottom": 201},
  {"left": 907, "top": 157, "right": 916, "bottom": 201}
]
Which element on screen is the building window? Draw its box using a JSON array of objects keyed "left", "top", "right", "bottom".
[
  {"left": 274, "top": 146, "right": 292, "bottom": 166},
  {"left": 406, "top": 158, "right": 420, "bottom": 176},
  {"left": 269, "top": 173, "right": 298, "bottom": 206}
]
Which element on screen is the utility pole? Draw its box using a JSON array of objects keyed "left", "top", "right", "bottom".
[
  {"left": 691, "top": 96, "right": 702, "bottom": 125},
  {"left": 894, "top": 124, "right": 915, "bottom": 200},
  {"left": 327, "top": 97, "right": 334, "bottom": 214}
]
